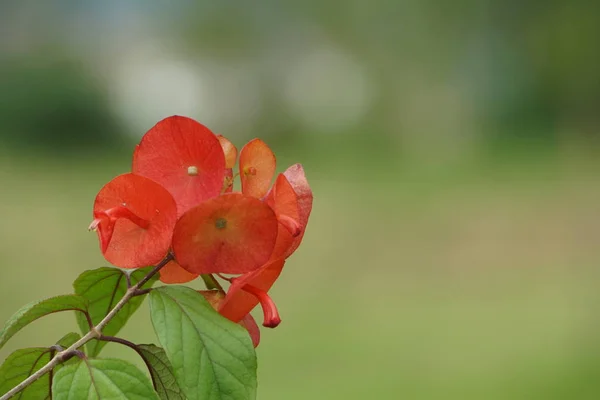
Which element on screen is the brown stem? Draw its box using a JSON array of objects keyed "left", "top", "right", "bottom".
[{"left": 0, "top": 253, "right": 173, "bottom": 400}]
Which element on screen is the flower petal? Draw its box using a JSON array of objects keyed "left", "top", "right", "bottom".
[
  {"left": 239, "top": 138, "right": 276, "bottom": 198},
  {"left": 132, "top": 115, "right": 226, "bottom": 216},
  {"left": 92, "top": 173, "right": 177, "bottom": 268},
  {"left": 172, "top": 193, "right": 279, "bottom": 275},
  {"left": 281, "top": 164, "right": 313, "bottom": 258},
  {"left": 265, "top": 174, "right": 301, "bottom": 260},
  {"left": 218, "top": 259, "right": 285, "bottom": 323},
  {"left": 159, "top": 260, "right": 199, "bottom": 284},
  {"left": 240, "top": 313, "right": 261, "bottom": 347},
  {"left": 217, "top": 134, "right": 238, "bottom": 169},
  {"left": 200, "top": 290, "right": 261, "bottom": 347}
]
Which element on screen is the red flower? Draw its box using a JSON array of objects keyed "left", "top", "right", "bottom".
[
  {"left": 89, "top": 173, "right": 177, "bottom": 269},
  {"left": 172, "top": 193, "right": 279, "bottom": 275},
  {"left": 89, "top": 116, "right": 312, "bottom": 345},
  {"left": 132, "top": 116, "right": 226, "bottom": 217},
  {"left": 218, "top": 164, "right": 313, "bottom": 327}
]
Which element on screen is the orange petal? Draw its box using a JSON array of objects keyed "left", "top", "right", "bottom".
[
  {"left": 281, "top": 164, "right": 313, "bottom": 258},
  {"left": 240, "top": 313, "right": 261, "bottom": 347},
  {"left": 240, "top": 284, "right": 281, "bottom": 328},
  {"left": 239, "top": 139, "right": 276, "bottom": 198},
  {"left": 200, "top": 290, "right": 261, "bottom": 347},
  {"left": 172, "top": 193, "right": 279, "bottom": 275},
  {"left": 92, "top": 173, "right": 177, "bottom": 268},
  {"left": 265, "top": 174, "right": 302, "bottom": 260},
  {"left": 132, "top": 116, "right": 226, "bottom": 217},
  {"left": 218, "top": 259, "right": 285, "bottom": 323},
  {"left": 217, "top": 135, "right": 238, "bottom": 169},
  {"left": 159, "top": 260, "right": 199, "bottom": 284}
]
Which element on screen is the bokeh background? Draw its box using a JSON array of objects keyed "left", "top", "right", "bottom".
[{"left": 1, "top": 2, "right": 600, "bottom": 399}]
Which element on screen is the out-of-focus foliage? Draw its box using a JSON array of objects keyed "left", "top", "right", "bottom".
[{"left": 0, "top": 56, "right": 126, "bottom": 152}]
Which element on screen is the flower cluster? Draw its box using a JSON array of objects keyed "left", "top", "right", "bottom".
[{"left": 90, "top": 116, "right": 312, "bottom": 346}]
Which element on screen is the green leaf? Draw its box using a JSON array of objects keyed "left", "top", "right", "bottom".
[
  {"left": 0, "top": 295, "right": 89, "bottom": 350},
  {"left": 52, "top": 358, "right": 159, "bottom": 400},
  {"left": 0, "top": 347, "right": 53, "bottom": 399},
  {"left": 73, "top": 266, "right": 158, "bottom": 357},
  {"left": 138, "top": 344, "right": 185, "bottom": 400},
  {"left": 56, "top": 332, "right": 81, "bottom": 349},
  {"left": 0, "top": 332, "right": 85, "bottom": 399},
  {"left": 149, "top": 286, "right": 257, "bottom": 400}
]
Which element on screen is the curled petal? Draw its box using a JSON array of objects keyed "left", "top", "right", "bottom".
[
  {"left": 132, "top": 115, "right": 226, "bottom": 216},
  {"left": 219, "top": 259, "right": 285, "bottom": 323},
  {"left": 92, "top": 173, "right": 177, "bottom": 268},
  {"left": 241, "top": 284, "right": 281, "bottom": 328},
  {"left": 239, "top": 138, "right": 276, "bottom": 198},
  {"left": 265, "top": 174, "right": 302, "bottom": 260},
  {"left": 172, "top": 193, "right": 279, "bottom": 275},
  {"left": 159, "top": 260, "right": 199, "bottom": 284},
  {"left": 282, "top": 164, "right": 313, "bottom": 258},
  {"left": 278, "top": 215, "right": 301, "bottom": 237},
  {"left": 240, "top": 313, "right": 261, "bottom": 347},
  {"left": 90, "top": 206, "right": 150, "bottom": 253},
  {"left": 218, "top": 166, "right": 310, "bottom": 324},
  {"left": 217, "top": 134, "right": 238, "bottom": 169}
]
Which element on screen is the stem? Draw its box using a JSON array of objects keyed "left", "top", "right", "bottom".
[
  {"left": 83, "top": 310, "right": 94, "bottom": 330},
  {"left": 0, "top": 253, "right": 174, "bottom": 400},
  {"left": 200, "top": 274, "right": 224, "bottom": 291}
]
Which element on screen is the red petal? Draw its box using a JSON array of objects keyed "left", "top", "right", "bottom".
[
  {"left": 200, "top": 290, "right": 261, "bottom": 347},
  {"left": 218, "top": 259, "right": 285, "bottom": 323},
  {"left": 159, "top": 260, "right": 199, "bottom": 284},
  {"left": 240, "top": 284, "right": 281, "bottom": 328},
  {"left": 281, "top": 164, "right": 313, "bottom": 258},
  {"left": 172, "top": 193, "right": 278, "bottom": 275},
  {"left": 92, "top": 173, "right": 177, "bottom": 268},
  {"left": 265, "top": 174, "right": 302, "bottom": 260},
  {"left": 218, "top": 166, "right": 310, "bottom": 323},
  {"left": 217, "top": 134, "right": 238, "bottom": 169},
  {"left": 240, "top": 313, "right": 261, "bottom": 347},
  {"left": 132, "top": 116, "right": 226, "bottom": 217},
  {"left": 239, "top": 139, "right": 276, "bottom": 198}
]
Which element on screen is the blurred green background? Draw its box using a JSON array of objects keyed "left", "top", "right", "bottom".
[{"left": 1, "top": 1, "right": 600, "bottom": 399}]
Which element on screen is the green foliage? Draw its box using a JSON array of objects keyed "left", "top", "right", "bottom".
[
  {"left": 0, "top": 57, "right": 125, "bottom": 154},
  {"left": 149, "top": 286, "right": 257, "bottom": 400},
  {"left": 0, "top": 295, "right": 88, "bottom": 350},
  {"left": 0, "top": 332, "right": 81, "bottom": 399},
  {"left": 0, "top": 347, "right": 52, "bottom": 399},
  {"left": 55, "top": 333, "right": 80, "bottom": 349},
  {"left": 52, "top": 358, "right": 158, "bottom": 400},
  {"left": 138, "top": 344, "right": 185, "bottom": 400},
  {"left": 73, "top": 266, "right": 157, "bottom": 356}
]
